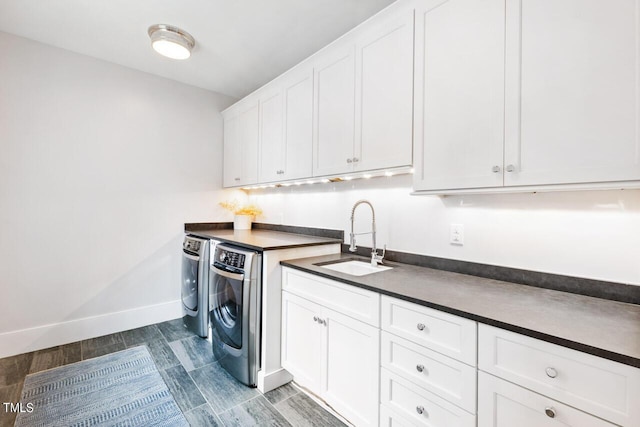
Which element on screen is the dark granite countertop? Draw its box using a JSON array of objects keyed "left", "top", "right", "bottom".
[
  {"left": 187, "top": 229, "right": 342, "bottom": 251},
  {"left": 281, "top": 253, "right": 640, "bottom": 368}
]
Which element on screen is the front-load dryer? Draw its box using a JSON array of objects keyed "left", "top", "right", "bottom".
[{"left": 209, "top": 243, "right": 262, "bottom": 387}]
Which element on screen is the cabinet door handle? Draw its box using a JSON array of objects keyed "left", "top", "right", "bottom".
[
  {"left": 320, "top": 319, "right": 326, "bottom": 326},
  {"left": 492, "top": 165, "right": 501, "bottom": 173},
  {"left": 346, "top": 158, "right": 353, "bottom": 164},
  {"left": 416, "top": 406, "right": 425, "bottom": 415},
  {"left": 505, "top": 164, "right": 516, "bottom": 172},
  {"left": 234, "top": 177, "right": 241, "bottom": 181},
  {"left": 313, "top": 316, "right": 318, "bottom": 322},
  {"left": 417, "top": 323, "right": 426, "bottom": 331},
  {"left": 416, "top": 364, "right": 425, "bottom": 373},
  {"left": 545, "top": 407, "right": 556, "bottom": 418},
  {"left": 545, "top": 367, "right": 557, "bottom": 378},
  {"left": 352, "top": 157, "right": 359, "bottom": 163}
]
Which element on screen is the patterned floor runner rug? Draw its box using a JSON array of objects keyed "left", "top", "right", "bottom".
[{"left": 15, "top": 345, "right": 188, "bottom": 426}]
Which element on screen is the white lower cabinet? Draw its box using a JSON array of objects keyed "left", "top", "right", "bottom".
[
  {"left": 281, "top": 268, "right": 380, "bottom": 426},
  {"left": 380, "top": 295, "right": 477, "bottom": 427},
  {"left": 380, "top": 369, "right": 476, "bottom": 427},
  {"left": 282, "top": 271, "right": 640, "bottom": 427},
  {"left": 478, "top": 372, "right": 616, "bottom": 427},
  {"left": 280, "top": 291, "right": 323, "bottom": 391},
  {"left": 478, "top": 324, "right": 640, "bottom": 427},
  {"left": 381, "top": 331, "right": 477, "bottom": 413}
]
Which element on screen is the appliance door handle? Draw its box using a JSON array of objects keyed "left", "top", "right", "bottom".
[
  {"left": 182, "top": 251, "right": 200, "bottom": 261},
  {"left": 211, "top": 265, "right": 244, "bottom": 281}
]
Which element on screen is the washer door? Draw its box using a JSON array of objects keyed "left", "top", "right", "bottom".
[
  {"left": 211, "top": 268, "right": 244, "bottom": 349},
  {"left": 182, "top": 250, "right": 200, "bottom": 311}
]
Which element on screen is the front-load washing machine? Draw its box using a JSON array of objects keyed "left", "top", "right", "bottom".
[
  {"left": 209, "top": 243, "right": 262, "bottom": 387},
  {"left": 181, "top": 236, "right": 218, "bottom": 338}
]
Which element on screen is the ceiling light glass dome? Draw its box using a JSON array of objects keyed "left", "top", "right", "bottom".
[{"left": 148, "top": 24, "right": 195, "bottom": 60}]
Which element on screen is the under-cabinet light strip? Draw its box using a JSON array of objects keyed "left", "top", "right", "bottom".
[{"left": 241, "top": 167, "right": 414, "bottom": 191}]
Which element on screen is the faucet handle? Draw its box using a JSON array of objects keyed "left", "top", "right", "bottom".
[{"left": 372, "top": 244, "right": 386, "bottom": 265}]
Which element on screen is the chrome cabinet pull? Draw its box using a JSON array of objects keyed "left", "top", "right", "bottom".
[
  {"left": 416, "top": 406, "right": 425, "bottom": 415},
  {"left": 545, "top": 407, "right": 556, "bottom": 418},
  {"left": 545, "top": 367, "right": 557, "bottom": 378},
  {"left": 313, "top": 316, "right": 318, "bottom": 322},
  {"left": 492, "top": 165, "right": 501, "bottom": 173},
  {"left": 352, "top": 157, "right": 359, "bottom": 163},
  {"left": 417, "top": 323, "right": 426, "bottom": 331},
  {"left": 346, "top": 158, "right": 353, "bottom": 164},
  {"left": 505, "top": 164, "right": 516, "bottom": 172},
  {"left": 234, "top": 177, "right": 241, "bottom": 181},
  {"left": 416, "top": 364, "right": 425, "bottom": 373}
]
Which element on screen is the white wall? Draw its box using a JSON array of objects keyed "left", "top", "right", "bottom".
[
  {"left": 0, "top": 32, "right": 242, "bottom": 356},
  {"left": 250, "top": 174, "right": 640, "bottom": 286}
]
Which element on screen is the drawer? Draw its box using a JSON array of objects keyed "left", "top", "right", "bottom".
[
  {"left": 381, "top": 295, "right": 477, "bottom": 366},
  {"left": 380, "top": 368, "right": 476, "bottom": 427},
  {"left": 478, "top": 371, "right": 616, "bottom": 427},
  {"left": 381, "top": 331, "right": 477, "bottom": 413},
  {"left": 478, "top": 324, "right": 640, "bottom": 427},
  {"left": 380, "top": 404, "right": 419, "bottom": 427},
  {"left": 282, "top": 267, "right": 380, "bottom": 326}
]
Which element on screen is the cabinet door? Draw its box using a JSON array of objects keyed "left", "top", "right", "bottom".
[
  {"left": 355, "top": 9, "right": 414, "bottom": 172},
  {"left": 281, "top": 292, "right": 323, "bottom": 391},
  {"left": 282, "top": 69, "right": 314, "bottom": 181},
  {"left": 504, "top": 0, "right": 640, "bottom": 186},
  {"left": 313, "top": 43, "right": 356, "bottom": 177},
  {"left": 223, "top": 113, "right": 241, "bottom": 187},
  {"left": 478, "top": 372, "right": 616, "bottom": 427},
  {"left": 322, "top": 307, "right": 380, "bottom": 427},
  {"left": 238, "top": 100, "right": 259, "bottom": 186},
  {"left": 413, "top": 0, "right": 505, "bottom": 191},
  {"left": 258, "top": 89, "right": 284, "bottom": 183}
]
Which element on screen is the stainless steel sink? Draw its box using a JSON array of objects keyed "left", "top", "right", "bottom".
[{"left": 318, "top": 260, "right": 392, "bottom": 276}]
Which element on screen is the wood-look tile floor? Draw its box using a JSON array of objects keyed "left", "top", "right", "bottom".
[{"left": 0, "top": 319, "right": 347, "bottom": 427}]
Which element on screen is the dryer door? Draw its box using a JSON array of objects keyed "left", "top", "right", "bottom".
[{"left": 210, "top": 266, "right": 244, "bottom": 349}]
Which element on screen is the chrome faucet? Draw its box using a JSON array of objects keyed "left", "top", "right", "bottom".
[{"left": 349, "top": 200, "right": 386, "bottom": 266}]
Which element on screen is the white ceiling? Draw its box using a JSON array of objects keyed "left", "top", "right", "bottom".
[{"left": 0, "top": 0, "right": 396, "bottom": 98}]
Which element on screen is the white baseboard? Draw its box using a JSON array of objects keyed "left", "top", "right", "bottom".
[
  {"left": 257, "top": 368, "right": 294, "bottom": 393},
  {"left": 0, "top": 300, "right": 183, "bottom": 358}
]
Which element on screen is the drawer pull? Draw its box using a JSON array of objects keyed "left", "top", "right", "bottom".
[
  {"left": 416, "top": 405, "right": 426, "bottom": 415},
  {"left": 416, "top": 364, "right": 425, "bottom": 373},
  {"left": 417, "top": 323, "right": 426, "bottom": 331},
  {"left": 545, "top": 407, "right": 556, "bottom": 418},
  {"left": 545, "top": 367, "right": 558, "bottom": 378}
]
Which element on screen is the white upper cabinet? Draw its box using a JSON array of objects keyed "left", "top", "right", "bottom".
[
  {"left": 313, "top": 9, "right": 415, "bottom": 177},
  {"left": 413, "top": 0, "right": 505, "bottom": 191},
  {"left": 355, "top": 9, "right": 414, "bottom": 172},
  {"left": 223, "top": 2, "right": 414, "bottom": 186},
  {"left": 504, "top": 0, "right": 640, "bottom": 186},
  {"left": 281, "top": 68, "right": 314, "bottom": 181},
  {"left": 223, "top": 98, "right": 259, "bottom": 187},
  {"left": 414, "top": 0, "right": 640, "bottom": 193},
  {"left": 222, "top": 113, "right": 241, "bottom": 188},
  {"left": 258, "top": 87, "right": 284, "bottom": 183},
  {"left": 313, "top": 43, "right": 357, "bottom": 177},
  {"left": 258, "top": 68, "right": 314, "bottom": 183}
]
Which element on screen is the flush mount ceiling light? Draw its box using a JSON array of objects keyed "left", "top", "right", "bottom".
[{"left": 148, "top": 24, "right": 195, "bottom": 60}]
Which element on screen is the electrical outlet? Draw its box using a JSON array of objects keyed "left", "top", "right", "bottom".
[{"left": 450, "top": 224, "right": 464, "bottom": 245}]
